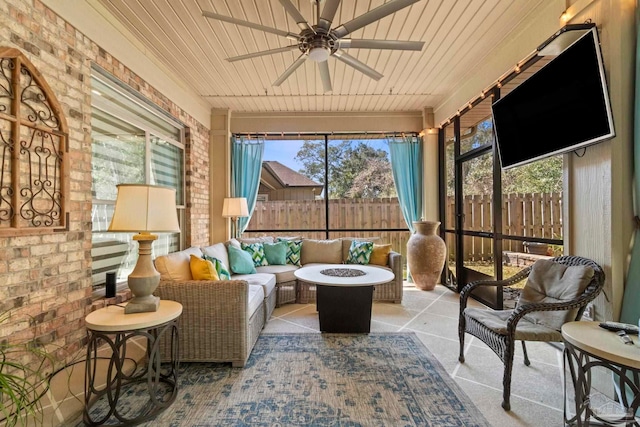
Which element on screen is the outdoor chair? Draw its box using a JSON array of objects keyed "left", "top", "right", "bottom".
[{"left": 458, "top": 255, "right": 605, "bottom": 411}]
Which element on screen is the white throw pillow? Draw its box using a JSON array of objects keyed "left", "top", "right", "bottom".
[{"left": 201, "top": 242, "right": 231, "bottom": 272}]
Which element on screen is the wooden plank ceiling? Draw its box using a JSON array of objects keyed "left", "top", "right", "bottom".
[{"left": 95, "top": 0, "right": 545, "bottom": 114}]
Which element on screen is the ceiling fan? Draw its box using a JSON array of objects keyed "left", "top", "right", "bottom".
[{"left": 202, "top": 0, "right": 424, "bottom": 92}]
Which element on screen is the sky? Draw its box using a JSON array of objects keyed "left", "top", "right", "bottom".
[{"left": 264, "top": 138, "right": 390, "bottom": 173}]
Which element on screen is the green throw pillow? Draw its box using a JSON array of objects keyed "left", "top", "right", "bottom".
[
  {"left": 263, "top": 241, "right": 287, "bottom": 265},
  {"left": 276, "top": 237, "right": 302, "bottom": 266},
  {"left": 346, "top": 240, "right": 374, "bottom": 265},
  {"left": 202, "top": 255, "right": 231, "bottom": 280},
  {"left": 228, "top": 245, "right": 257, "bottom": 274},
  {"left": 241, "top": 242, "right": 268, "bottom": 267}
]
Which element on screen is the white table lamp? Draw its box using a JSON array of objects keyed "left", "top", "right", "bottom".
[
  {"left": 108, "top": 184, "right": 180, "bottom": 314},
  {"left": 222, "top": 197, "right": 249, "bottom": 239}
]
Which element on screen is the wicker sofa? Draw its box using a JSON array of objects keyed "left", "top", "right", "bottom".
[
  {"left": 152, "top": 237, "right": 402, "bottom": 367},
  {"left": 154, "top": 246, "right": 275, "bottom": 367}
]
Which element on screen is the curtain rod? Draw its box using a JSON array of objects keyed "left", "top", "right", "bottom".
[{"left": 232, "top": 131, "right": 420, "bottom": 138}]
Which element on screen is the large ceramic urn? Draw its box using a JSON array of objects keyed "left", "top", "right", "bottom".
[{"left": 407, "top": 221, "right": 446, "bottom": 291}]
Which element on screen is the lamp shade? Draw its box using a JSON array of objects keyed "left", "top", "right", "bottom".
[
  {"left": 222, "top": 197, "right": 249, "bottom": 218},
  {"left": 108, "top": 184, "right": 180, "bottom": 232}
]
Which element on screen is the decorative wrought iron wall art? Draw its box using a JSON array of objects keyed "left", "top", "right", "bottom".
[{"left": 0, "top": 47, "right": 68, "bottom": 234}]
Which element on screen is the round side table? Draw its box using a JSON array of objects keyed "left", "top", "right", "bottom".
[
  {"left": 562, "top": 321, "right": 640, "bottom": 426},
  {"left": 83, "top": 300, "right": 182, "bottom": 426}
]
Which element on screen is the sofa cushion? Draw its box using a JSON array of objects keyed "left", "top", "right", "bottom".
[
  {"left": 263, "top": 241, "right": 287, "bottom": 265},
  {"left": 341, "top": 237, "right": 381, "bottom": 263},
  {"left": 189, "top": 255, "right": 219, "bottom": 280},
  {"left": 247, "top": 285, "right": 264, "bottom": 319},
  {"left": 276, "top": 238, "right": 302, "bottom": 266},
  {"left": 201, "top": 242, "right": 230, "bottom": 272},
  {"left": 155, "top": 246, "right": 203, "bottom": 281},
  {"left": 301, "top": 239, "right": 342, "bottom": 265},
  {"left": 228, "top": 245, "right": 257, "bottom": 274},
  {"left": 241, "top": 242, "right": 269, "bottom": 267},
  {"left": 370, "top": 244, "right": 392, "bottom": 266},
  {"left": 202, "top": 255, "right": 231, "bottom": 280},
  {"left": 232, "top": 273, "right": 277, "bottom": 299},
  {"left": 238, "top": 236, "right": 274, "bottom": 244},
  {"left": 255, "top": 264, "right": 298, "bottom": 283},
  {"left": 346, "top": 240, "right": 374, "bottom": 265}
]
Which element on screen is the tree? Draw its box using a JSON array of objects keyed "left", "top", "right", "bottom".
[{"left": 295, "top": 139, "right": 396, "bottom": 199}]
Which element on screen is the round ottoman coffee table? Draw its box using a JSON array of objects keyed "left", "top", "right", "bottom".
[{"left": 294, "top": 265, "right": 394, "bottom": 333}]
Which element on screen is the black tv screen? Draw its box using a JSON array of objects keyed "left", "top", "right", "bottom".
[{"left": 492, "top": 27, "right": 615, "bottom": 169}]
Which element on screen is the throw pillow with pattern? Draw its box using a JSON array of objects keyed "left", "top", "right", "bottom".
[
  {"left": 276, "top": 237, "right": 302, "bottom": 266},
  {"left": 241, "top": 242, "right": 268, "bottom": 267},
  {"left": 346, "top": 240, "right": 374, "bottom": 265},
  {"left": 202, "top": 255, "right": 231, "bottom": 280}
]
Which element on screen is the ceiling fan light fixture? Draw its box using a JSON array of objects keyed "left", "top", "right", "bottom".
[{"left": 308, "top": 47, "right": 330, "bottom": 62}]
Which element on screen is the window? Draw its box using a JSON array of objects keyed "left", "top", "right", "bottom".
[
  {"left": 90, "top": 69, "right": 185, "bottom": 293},
  {"left": 244, "top": 133, "right": 409, "bottom": 269},
  {"left": 0, "top": 49, "right": 68, "bottom": 234}
]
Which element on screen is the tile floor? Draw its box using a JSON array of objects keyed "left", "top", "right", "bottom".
[{"left": 31, "top": 282, "right": 609, "bottom": 426}]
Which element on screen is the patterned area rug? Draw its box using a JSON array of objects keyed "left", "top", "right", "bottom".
[{"left": 82, "top": 333, "right": 490, "bottom": 426}]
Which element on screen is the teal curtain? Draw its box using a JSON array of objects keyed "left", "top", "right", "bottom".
[
  {"left": 231, "top": 136, "right": 265, "bottom": 234},
  {"left": 389, "top": 135, "right": 424, "bottom": 233},
  {"left": 389, "top": 135, "right": 424, "bottom": 281},
  {"left": 620, "top": 8, "right": 640, "bottom": 326}
]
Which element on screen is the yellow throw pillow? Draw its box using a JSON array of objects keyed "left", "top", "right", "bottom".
[
  {"left": 370, "top": 244, "right": 392, "bottom": 266},
  {"left": 189, "top": 254, "right": 219, "bottom": 281}
]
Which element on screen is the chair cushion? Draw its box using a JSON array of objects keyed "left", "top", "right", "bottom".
[
  {"left": 247, "top": 285, "right": 264, "bottom": 318},
  {"left": 263, "top": 241, "right": 287, "bottom": 265},
  {"left": 228, "top": 245, "right": 257, "bottom": 274},
  {"left": 517, "top": 259, "right": 594, "bottom": 330},
  {"left": 464, "top": 308, "right": 563, "bottom": 342},
  {"left": 189, "top": 255, "right": 219, "bottom": 281},
  {"left": 301, "top": 239, "right": 342, "bottom": 265},
  {"left": 370, "top": 244, "right": 392, "bottom": 266},
  {"left": 201, "top": 242, "right": 230, "bottom": 272},
  {"left": 256, "top": 264, "right": 299, "bottom": 283},
  {"left": 232, "top": 273, "right": 277, "bottom": 299},
  {"left": 155, "top": 247, "right": 203, "bottom": 281}
]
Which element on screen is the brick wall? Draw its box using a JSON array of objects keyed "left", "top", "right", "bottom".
[{"left": 0, "top": 0, "right": 210, "bottom": 366}]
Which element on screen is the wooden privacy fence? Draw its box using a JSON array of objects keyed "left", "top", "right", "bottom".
[
  {"left": 245, "top": 198, "right": 411, "bottom": 261},
  {"left": 445, "top": 193, "right": 563, "bottom": 261},
  {"left": 245, "top": 193, "right": 562, "bottom": 262}
]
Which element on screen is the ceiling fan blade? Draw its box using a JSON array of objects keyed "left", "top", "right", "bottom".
[
  {"left": 227, "top": 45, "right": 300, "bottom": 62},
  {"left": 338, "top": 39, "right": 424, "bottom": 51},
  {"left": 318, "top": 0, "right": 341, "bottom": 31},
  {"left": 278, "top": 0, "right": 315, "bottom": 33},
  {"left": 203, "top": 10, "right": 299, "bottom": 40},
  {"left": 334, "top": 50, "right": 383, "bottom": 80},
  {"left": 273, "top": 54, "right": 308, "bottom": 86},
  {"left": 332, "top": 0, "right": 420, "bottom": 39},
  {"left": 318, "top": 61, "right": 332, "bottom": 92}
]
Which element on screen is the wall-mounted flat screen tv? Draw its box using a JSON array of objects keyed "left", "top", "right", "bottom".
[{"left": 492, "top": 26, "right": 615, "bottom": 169}]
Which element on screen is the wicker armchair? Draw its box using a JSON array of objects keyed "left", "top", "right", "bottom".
[{"left": 458, "top": 255, "right": 605, "bottom": 411}]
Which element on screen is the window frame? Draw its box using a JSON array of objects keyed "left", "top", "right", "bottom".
[
  {"left": 90, "top": 68, "right": 186, "bottom": 296},
  {"left": 242, "top": 132, "right": 414, "bottom": 238}
]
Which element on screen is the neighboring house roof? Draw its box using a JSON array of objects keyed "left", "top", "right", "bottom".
[{"left": 262, "top": 161, "right": 322, "bottom": 189}]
